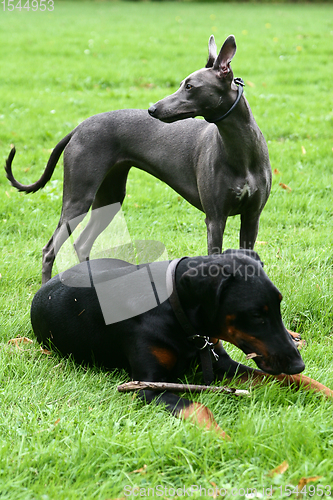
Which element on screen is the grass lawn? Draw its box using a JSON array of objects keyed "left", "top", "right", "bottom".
[{"left": 0, "top": 1, "right": 333, "bottom": 498}]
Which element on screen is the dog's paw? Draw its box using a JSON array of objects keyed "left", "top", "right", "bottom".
[
  {"left": 180, "top": 402, "right": 230, "bottom": 440},
  {"left": 287, "top": 329, "right": 306, "bottom": 349}
]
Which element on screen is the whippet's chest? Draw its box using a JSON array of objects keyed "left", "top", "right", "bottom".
[{"left": 228, "top": 180, "right": 261, "bottom": 216}]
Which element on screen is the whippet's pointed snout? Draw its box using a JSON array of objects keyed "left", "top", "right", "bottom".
[{"left": 148, "top": 105, "right": 157, "bottom": 116}]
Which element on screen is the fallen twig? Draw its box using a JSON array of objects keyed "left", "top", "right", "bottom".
[{"left": 117, "top": 380, "right": 249, "bottom": 396}]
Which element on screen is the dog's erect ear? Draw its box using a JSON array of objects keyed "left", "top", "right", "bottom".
[
  {"left": 222, "top": 249, "right": 264, "bottom": 268},
  {"left": 206, "top": 35, "right": 218, "bottom": 68},
  {"left": 213, "top": 35, "right": 236, "bottom": 75}
]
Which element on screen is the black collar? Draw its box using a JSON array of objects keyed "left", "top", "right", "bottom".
[
  {"left": 205, "top": 77, "right": 245, "bottom": 124},
  {"left": 166, "top": 258, "right": 219, "bottom": 385}
]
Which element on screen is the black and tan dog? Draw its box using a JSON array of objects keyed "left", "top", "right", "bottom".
[{"left": 32, "top": 249, "right": 307, "bottom": 438}]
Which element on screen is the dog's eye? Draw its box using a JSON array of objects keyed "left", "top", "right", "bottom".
[
  {"left": 185, "top": 83, "right": 193, "bottom": 90},
  {"left": 251, "top": 312, "right": 265, "bottom": 323}
]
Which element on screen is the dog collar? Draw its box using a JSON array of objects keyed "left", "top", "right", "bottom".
[
  {"left": 205, "top": 77, "right": 245, "bottom": 124},
  {"left": 166, "top": 258, "right": 219, "bottom": 385}
]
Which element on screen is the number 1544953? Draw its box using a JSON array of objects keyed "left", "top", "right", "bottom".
[{"left": 2, "top": 0, "right": 54, "bottom": 11}]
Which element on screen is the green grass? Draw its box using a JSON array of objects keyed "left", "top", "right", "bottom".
[{"left": 0, "top": 1, "right": 333, "bottom": 498}]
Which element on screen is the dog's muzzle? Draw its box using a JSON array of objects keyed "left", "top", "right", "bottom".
[{"left": 148, "top": 106, "right": 157, "bottom": 117}]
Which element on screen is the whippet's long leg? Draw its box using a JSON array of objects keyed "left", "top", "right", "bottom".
[
  {"left": 42, "top": 224, "right": 62, "bottom": 285},
  {"left": 205, "top": 216, "right": 227, "bottom": 255},
  {"left": 72, "top": 168, "right": 130, "bottom": 263},
  {"left": 42, "top": 199, "right": 95, "bottom": 284},
  {"left": 239, "top": 214, "right": 260, "bottom": 250}
]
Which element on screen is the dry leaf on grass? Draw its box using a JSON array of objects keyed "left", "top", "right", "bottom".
[
  {"left": 130, "top": 464, "right": 147, "bottom": 474},
  {"left": 267, "top": 460, "right": 289, "bottom": 477},
  {"left": 8, "top": 337, "right": 33, "bottom": 349},
  {"left": 40, "top": 347, "right": 52, "bottom": 355},
  {"left": 279, "top": 182, "right": 292, "bottom": 192},
  {"left": 297, "top": 476, "right": 322, "bottom": 490},
  {"left": 273, "top": 168, "right": 281, "bottom": 175},
  {"left": 209, "top": 481, "right": 219, "bottom": 499},
  {"left": 301, "top": 145, "right": 306, "bottom": 155},
  {"left": 8, "top": 336, "right": 33, "bottom": 344},
  {"left": 8, "top": 337, "right": 52, "bottom": 355}
]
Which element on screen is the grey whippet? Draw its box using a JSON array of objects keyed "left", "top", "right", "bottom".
[{"left": 5, "top": 34, "right": 271, "bottom": 284}]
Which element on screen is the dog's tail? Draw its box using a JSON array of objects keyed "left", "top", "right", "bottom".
[{"left": 4, "top": 131, "right": 73, "bottom": 194}]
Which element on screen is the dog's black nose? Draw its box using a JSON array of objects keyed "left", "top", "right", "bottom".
[
  {"left": 148, "top": 105, "right": 157, "bottom": 116},
  {"left": 287, "top": 357, "right": 305, "bottom": 375}
]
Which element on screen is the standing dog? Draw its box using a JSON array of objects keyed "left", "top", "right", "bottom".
[
  {"left": 31, "top": 250, "right": 305, "bottom": 438},
  {"left": 5, "top": 35, "right": 271, "bottom": 284}
]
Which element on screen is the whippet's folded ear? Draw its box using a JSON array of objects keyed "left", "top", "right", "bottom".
[
  {"left": 213, "top": 35, "right": 237, "bottom": 75},
  {"left": 206, "top": 35, "right": 217, "bottom": 68}
]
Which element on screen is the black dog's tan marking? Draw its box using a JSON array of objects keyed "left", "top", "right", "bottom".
[
  {"left": 150, "top": 347, "right": 178, "bottom": 371},
  {"left": 223, "top": 315, "right": 271, "bottom": 359},
  {"left": 31, "top": 249, "right": 305, "bottom": 438}
]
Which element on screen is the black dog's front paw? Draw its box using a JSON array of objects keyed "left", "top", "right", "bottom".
[{"left": 288, "top": 330, "right": 306, "bottom": 349}]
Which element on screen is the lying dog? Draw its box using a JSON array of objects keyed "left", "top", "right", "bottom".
[{"left": 31, "top": 249, "right": 306, "bottom": 438}]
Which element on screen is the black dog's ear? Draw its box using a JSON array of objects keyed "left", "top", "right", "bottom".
[
  {"left": 179, "top": 260, "right": 233, "bottom": 323},
  {"left": 206, "top": 35, "right": 217, "bottom": 68},
  {"left": 213, "top": 34, "right": 236, "bottom": 75},
  {"left": 222, "top": 248, "right": 264, "bottom": 268}
]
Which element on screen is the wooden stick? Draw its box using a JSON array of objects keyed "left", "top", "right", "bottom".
[{"left": 117, "top": 380, "right": 250, "bottom": 396}]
